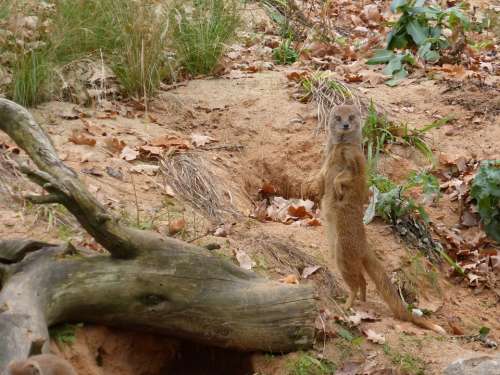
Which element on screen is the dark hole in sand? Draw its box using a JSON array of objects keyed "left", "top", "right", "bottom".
[{"left": 162, "top": 341, "right": 254, "bottom": 375}]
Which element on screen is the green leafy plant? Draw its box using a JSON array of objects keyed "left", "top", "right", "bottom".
[
  {"left": 367, "top": 50, "right": 416, "bottom": 86},
  {"left": 10, "top": 50, "right": 52, "bottom": 107},
  {"left": 170, "top": 0, "right": 241, "bottom": 75},
  {"left": 366, "top": 172, "right": 465, "bottom": 272},
  {"left": 388, "top": 0, "right": 469, "bottom": 59},
  {"left": 50, "top": 323, "right": 83, "bottom": 345},
  {"left": 362, "top": 101, "right": 446, "bottom": 171},
  {"left": 0, "top": 0, "right": 11, "bottom": 21},
  {"left": 470, "top": 160, "right": 500, "bottom": 242},
  {"left": 407, "top": 170, "right": 440, "bottom": 201},
  {"left": 363, "top": 101, "right": 395, "bottom": 171},
  {"left": 6, "top": 0, "right": 173, "bottom": 105},
  {"left": 273, "top": 38, "right": 298, "bottom": 64},
  {"left": 337, "top": 327, "right": 364, "bottom": 346},
  {"left": 368, "top": 0, "right": 470, "bottom": 85},
  {"left": 374, "top": 183, "right": 429, "bottom": 223},
  {"left": 368, "top": 172, "right": 436, "bottom": 224},
  {"left": 288, "top": 353, "right": 336, "bottom": 375}
]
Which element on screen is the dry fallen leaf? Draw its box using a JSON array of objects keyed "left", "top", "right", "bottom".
[
  {"left": 69, "top": 130, "right": 96, "bottom": 146},
  {"left": 80, "top": 118, "right": 106, "bottom": 136},
  {"left": 287, "top": 205, "right": 310, "bottom": 219},
  {"left": 279, "top": 274, "right": 300, "bottom": 284},
  {"left": 130, "top": 164, "right": 160, "bottom": 176},
  {"left": 79, "top": 151, "right": 103, "bottom": 163},
  {"left": 139, "top": 145, "right": 164, "bottom": 157},
  {"left": 169, "top": 218, "right": 186, "bottom": 235},
  {"left": 191, "top": 133, "right": 215, "bottom": 147},
  {"left": 260, "top": 196, "right": 317, "bottom": 224},
  {"left": 164, "top": 184, "right": 176, "bottom": 197},
  {"left": 363, "top": 4, "right": 381, "bottom": 24},
  {"left": 259, "top": 182, "right": 277, "bottom": 196},
  {"left": 304, "top": 218, "right": 322, "bottom": 227},
  {"left": 347, "top": 311, "right": 380, "bottom": 327},
  {"left": 106, "top": 166, "right": 123, "bottom": 180},
  {"left": 120, "top": 146, "right": 139, "bottom": 161},
  {"left": 252, "top": 199, "right": 268, "bottom": 222},
  {"left": 447, "top": 317, "right": 465, "bottom": 335},
  {"left": 151, "top": 134, "right": 190, "bottom": 149},
  {"left": 235, "top": 249, "right": 255, "bottom": 270},
  {"left": 344, "top": 73, "right": 363, "bottom": 83},
  {"left": 439, "top": 64, "right": 467, "bottom": 79},
  {"left": 214, "top": 223, "right": 232, "bottom": 237},
  {"left": 302, "top": 265, "right": 321, "bottom": 279},
  {"left": 286, "top": 70, "right": 309, "bottom": 82},
  {"left": 363, "top": 329, "right": 385, "bottom": 344},
  {"left": 104, "top": 137, "right": 126, "bottom": 153}
]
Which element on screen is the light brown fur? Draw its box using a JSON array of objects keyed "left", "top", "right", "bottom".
[
  {"left": 7, "top": 354, "right": 77, "bottom": 375},
  {"left": 318, "top": 105, "right": 445, "bottom": 334}
]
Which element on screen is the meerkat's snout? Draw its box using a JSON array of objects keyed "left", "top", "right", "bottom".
[{"left": 342, "top": 123, "right": 350, "bottom": 130}]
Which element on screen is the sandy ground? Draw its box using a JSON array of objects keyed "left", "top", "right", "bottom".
[{"left": 1, "top": 2, "right": 499, "bottom": 374}]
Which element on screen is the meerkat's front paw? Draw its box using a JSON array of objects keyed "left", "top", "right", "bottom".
[{"left": 333, "top": 181, "right": 344, "bottom": 200}]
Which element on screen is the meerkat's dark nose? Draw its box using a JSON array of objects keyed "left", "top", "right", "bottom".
[{"left": 342, "top": 123, "right": 350, "bottom": 130}]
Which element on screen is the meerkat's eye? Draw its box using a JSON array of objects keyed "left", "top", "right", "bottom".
[
  {"left": 335, "top": 115, "right": 342, "bottom": 122},
  {"left": 348, "top": 114, "right": 356, "bottom": 122}
]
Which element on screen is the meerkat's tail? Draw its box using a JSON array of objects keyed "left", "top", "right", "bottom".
[{"left": 362, "top": 250, "right": 446, "bottom": 334}]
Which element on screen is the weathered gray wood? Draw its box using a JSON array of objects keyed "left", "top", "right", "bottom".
[
  {"left": 0, "top": 98, "right": 318, "bottom": 372},
  {"left": 0, "top": 243, "right": 316, "bottom": 370},
  {"left": 0, "top": 239, "right": 55, "bottom": 263}
]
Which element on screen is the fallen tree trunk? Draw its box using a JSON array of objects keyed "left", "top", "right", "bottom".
[{"left": 0, "top": 99, "right": 318, "bottom": 371}]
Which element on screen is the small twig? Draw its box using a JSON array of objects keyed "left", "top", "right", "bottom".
[
  {"left": 318, "top": 313, "right": 327, "bottom": 355},
  {"left": 187, "top": 230, "right": 210, "bottom": 244},
  {"left": 130, "top": 173, "right": 140, "bottom": 227},
  {"left": 203, "top": 144, "right": 244, "bottom": 151},
  {"left": 160, "top": 82, "right": 188, "bottom": 91},
  {"left": 141, "top": 38, "right": 148, "bottom": 116}
]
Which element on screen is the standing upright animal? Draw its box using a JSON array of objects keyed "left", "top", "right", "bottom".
[
  {"left": 317, "top": 104, "right": 445, "bottom": 334},
  {"left": 7, "top": 354, "right": 77, "bottom": 375}
]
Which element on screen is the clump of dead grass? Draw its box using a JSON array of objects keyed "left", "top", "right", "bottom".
[
  {"left": 159, "top": 151, "right": 237, "bottom": 220},
  {"left": 300, "top": 71, "right": 374, "bottom": 135},
  {"left": 242, "top": 233, "right": 344, "bottom": 299}
]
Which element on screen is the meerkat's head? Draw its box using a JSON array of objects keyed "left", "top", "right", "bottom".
[
  {"left": 7, "top": 360, "right": 42, "bottom": 375},
  {"left": 330, "top": 105, "right": 361, "bottom": 135},
  {"left": 326, "top": 105, "right": 362, "bottom": 146}
]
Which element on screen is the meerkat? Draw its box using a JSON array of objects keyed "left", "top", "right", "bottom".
[
  {"left": 318, "top": 105, "right": 445, "bottom": 334},
  {"left": 7, "top": 354, "right": 77, "bottom": 375}
]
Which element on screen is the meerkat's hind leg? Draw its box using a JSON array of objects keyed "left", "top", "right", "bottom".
[
  {"left": 360, "top": 274, "right": 367, "bottom": 302},
  {"left": 345, "top": 287, "right": 358, "bottom": 309},
  {"left": 344, "top": 273, "right": 366, "bottom": 308}
]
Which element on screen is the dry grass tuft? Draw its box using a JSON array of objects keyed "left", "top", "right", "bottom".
[
  {"left": 301, "top": 71, "right": 382, "bottom": 136},
  {"left": 159, "top": 151, "right": 238, "bottom": 220},
  {"left": 242, "top": 233, "right": 345, "bottom": 299}
]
